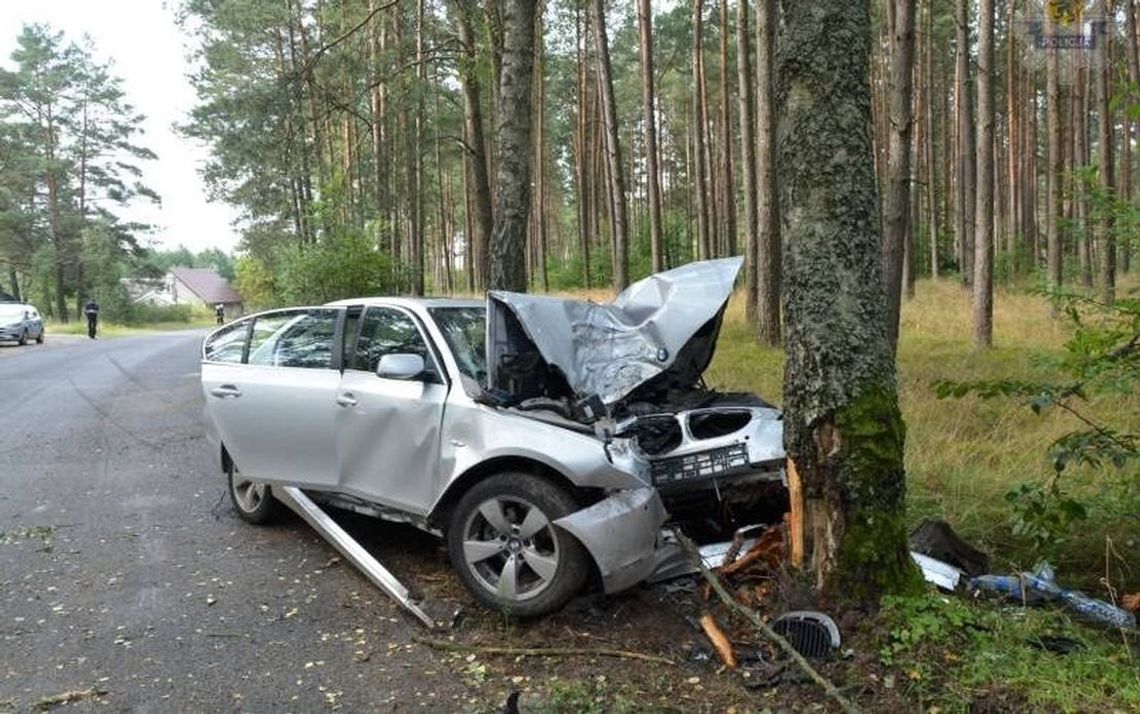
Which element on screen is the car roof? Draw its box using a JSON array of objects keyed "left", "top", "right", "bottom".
[{"left": 324, "top": 296, "right": 483, "bottom": 310}]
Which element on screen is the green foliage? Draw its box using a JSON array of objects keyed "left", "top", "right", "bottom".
[
  {"left": 879, "top": 593, "right": 980, "bottom": 666},
  {"left": 877, "top": 592, "right": 1140, "bottom": 710},
  {"left": 125, "top": 303, "right": 195, "bottom": 325},
  {"left": 278, "top": 233, "right": 394, "bottom": 305},
  {"left": 142, "top": 246, "right": 235, "bottom": 281},
  {"left": 533, "top": 677, "right": 635, "bottom": 714},
  {"left": 1004, "top": 482, "right": 1088, "bottom": 556},
  {"left": 233, "top": 255, "right": 277, "bottom": 311},
  {"left": 0, "top": 24, "right": 157, "bottom": 320}
]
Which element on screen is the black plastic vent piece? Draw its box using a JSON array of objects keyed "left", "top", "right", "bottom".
[{"left": 770, "top": 611, "right": 840, "bottom": 659}]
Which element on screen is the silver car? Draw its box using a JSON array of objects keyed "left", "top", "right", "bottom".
[
  {"left": 201, "top": 258, "right": 785, "bottom": 616},
  {"left": 0, "top": 303, "right": 45, "bottom": 345}
]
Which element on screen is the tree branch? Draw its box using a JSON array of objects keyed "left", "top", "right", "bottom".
[{"left": 411, "top": 636, "right": 676, "bottom": 666}]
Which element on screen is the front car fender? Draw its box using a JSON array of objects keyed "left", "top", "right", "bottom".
[
  {"left": 554, "top": 487, "right": 677, "bottom": 594},
  {"left": 432, "top": 401, "right": 651, "bottom": 515}
]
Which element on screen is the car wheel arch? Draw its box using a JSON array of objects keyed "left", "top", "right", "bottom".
[
  {"left": 429, "top": 456, "right": 598, "bottom": 534},
  {"left": 220, "top": 443, "right": 234, "bottom": 475}
]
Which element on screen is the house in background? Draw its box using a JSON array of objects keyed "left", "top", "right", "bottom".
[{"left": 126, "top": 267, "right": 243, "bottom": 316}]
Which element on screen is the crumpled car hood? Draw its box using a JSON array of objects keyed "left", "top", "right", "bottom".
[{"left": 487, "top": 257, "right": 743, "bottom": 405}]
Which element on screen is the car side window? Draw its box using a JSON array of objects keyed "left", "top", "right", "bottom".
[
  {"left": 203, "top": 319, "right": 250, "bottom": 364},
  {"left": 351, "top": 307, "right": 430, "bottom": 374},
  {"left": 248, "top": 309, "right": 339, "bottom": 369}
]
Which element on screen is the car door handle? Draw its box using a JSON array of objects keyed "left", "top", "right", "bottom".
[
  {"left": 209, "top": 385, "right": 242, "bottom": 399},
  {"left": 336, "top": 392, "right": 359, "bottom": 408}
]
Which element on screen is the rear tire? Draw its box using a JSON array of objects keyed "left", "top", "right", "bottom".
[
  {"left": 228, "top": 464, "right": 281, "bottom": 524},
  {"left": 447, "top": 473, "right": 589, "bottom": 617},
  {"left": 35, "top": 331, "right": 43, "bottom": 344}
]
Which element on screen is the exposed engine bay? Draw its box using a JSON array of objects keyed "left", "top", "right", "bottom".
[{"left": 481, "top": 257, "right": 787, "bottom": 540}]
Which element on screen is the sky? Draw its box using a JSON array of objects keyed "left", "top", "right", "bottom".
[{"left": 0, "top": 0, "right": 241, "bottom": 254}]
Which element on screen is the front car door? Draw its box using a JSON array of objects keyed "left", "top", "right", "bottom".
[
  {"left": 335, "top": 305, "right": 448, "bottom": 515},
  {"left": 202, "top": 307, "right": 344, "bottom": 489}
]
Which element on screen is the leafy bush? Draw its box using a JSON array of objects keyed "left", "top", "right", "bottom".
[{"left": 278, "top": 233, "right": 395, "bottom": 304}]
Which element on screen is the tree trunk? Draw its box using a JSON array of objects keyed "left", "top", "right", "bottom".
[
  {"left": 973, "top": 0, "right": 994, "bottom": 348},
  {"left": 1097, "top": 12, "right": 1115, "bottom": 305},
  {"left": 487, "top": 0, "right": 537, "bottom": 292},
  {"left": 638, "top": 0, "right": 664, "bottom": 273},
  {"left": 534, "top": 8, "right": 548, "bottom": 292},
  {"left": 925, "top": 0, "right": 939, "bottom": 280},
  {"left": 954, "top": 0, "right": 975, "bottom": 286},
  {"left": 737, "top": 0, "right": 758, "bottom": 321},
  {"left": 575, "top": 6, "right": 592, "bottom": 287},
  {"left": 1125, "top": 0, "right": 1139, "bottom": 274},
  {"left": 1075, "top": 63, "right": 1092, "bottom": 288},
  {"left": 455, "top": 0, "right": 493, "bottom": 291},
  {"left": 1046, "top": 12, "right": 1064, "bottom": 299},
  {"left": 591, "top": 0, "right": 629, "bottom": 290},
  {"left": 1025, "top": 64, "right": 1039, "bottom": 266},
  {"left": 884, "top": 0, "right": 915, "bottom": 352},
  {"left": 755, "top": 0, "right": 781, "bottom": 346},
  {"left": 1006, "top": 0, "right": 1020, "bottom": 267},
  {"left": 692, "top": 0, "right": 711, "bottom": 261},
  {"left": 776, "top": 0, "right": 917, "bottom": 601},
  {"left": 719, "top": 0, "right": 736, "bottom": 258},
  {"left": 410, "top": 0, "right": 426, "bottom": 295}
]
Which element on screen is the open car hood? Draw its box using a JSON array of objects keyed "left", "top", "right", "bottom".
[{"left": 487, "top": 257, "right": 743, "bottom": 406}]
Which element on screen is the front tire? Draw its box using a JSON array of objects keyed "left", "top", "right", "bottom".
[
  {"left": 17, "top": 330, "right": 26, "bottom": 346},
  {"left": 228, "top": 464, "right": 281, "bottom": 524},
  {"left": 447, "top": 473, "right": 589, "bottom": 617}
]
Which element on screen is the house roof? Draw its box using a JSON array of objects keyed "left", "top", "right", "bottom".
[{"left": 168, "top": 267, "right": 242, "bottom": 304}]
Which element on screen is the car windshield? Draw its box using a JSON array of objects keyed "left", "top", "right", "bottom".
[
  {"left": 0, "top": 306, "right": 26, "bottom": 320},
  {"left": 429, "top": 307, "right": 487, "bottom": 386}
]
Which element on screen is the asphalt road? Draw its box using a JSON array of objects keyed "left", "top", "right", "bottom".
[{"left": 0, "top": 332, "right": 496, "bottom": 712}]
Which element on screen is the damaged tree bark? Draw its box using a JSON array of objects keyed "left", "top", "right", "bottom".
[{"left": 776, "top": 0, "right": 920, "bottom": 602}]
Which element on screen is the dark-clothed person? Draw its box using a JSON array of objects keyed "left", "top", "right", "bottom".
[{"left": 84, "top": 299, "right": 100, "bottom": 339}]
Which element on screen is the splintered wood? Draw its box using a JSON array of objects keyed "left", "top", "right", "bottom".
[
  {"left": 699, "top": 613, "right": 737, "bottom": 668},
  {"left": 696, "top": 523, "right": 788, "bottom": 670},
  {"left": 719, "top": 525, "right": 786, "bottom": 578}
]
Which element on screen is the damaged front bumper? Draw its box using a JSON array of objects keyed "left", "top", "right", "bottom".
[{"left": 554, "top": 487, "right": 680, "bottom": 594}]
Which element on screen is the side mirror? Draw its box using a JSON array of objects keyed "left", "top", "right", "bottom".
[{"left": 376, "top": 353, "right": 426, "bottom": 380}]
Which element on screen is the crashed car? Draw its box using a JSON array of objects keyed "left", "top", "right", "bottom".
[{"left": 200, "top": 257, "right": 785, "bottom": 616}]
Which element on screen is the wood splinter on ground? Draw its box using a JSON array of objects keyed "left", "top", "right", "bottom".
[
  {"left": 35, "top": 687, "right": 108, "bottom": 710},
  {"left": 699, "top": 613, "right": 737, "bottom": 669},
  {"left": 1123, "top": 592, "right": 1140, "bottom": 613}
]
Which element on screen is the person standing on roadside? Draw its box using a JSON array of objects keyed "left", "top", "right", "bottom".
[
  {"left": 215, "top": 303, "right": 225, "bottom": 325},
  {"left": 84, "top": 298, "right": 100, "bottom": 339}
]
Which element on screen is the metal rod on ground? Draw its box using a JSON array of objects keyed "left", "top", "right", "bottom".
[
  {"left": 275, "top": 486, "right": 436, "bottom": 629},
  {"left": 678, "top": 532, "right": 860, "bottom": 714}
]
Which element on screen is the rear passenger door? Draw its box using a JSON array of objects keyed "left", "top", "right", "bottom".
[{"left": 202, "top": 307, "right": 344, "bottom": 489}]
